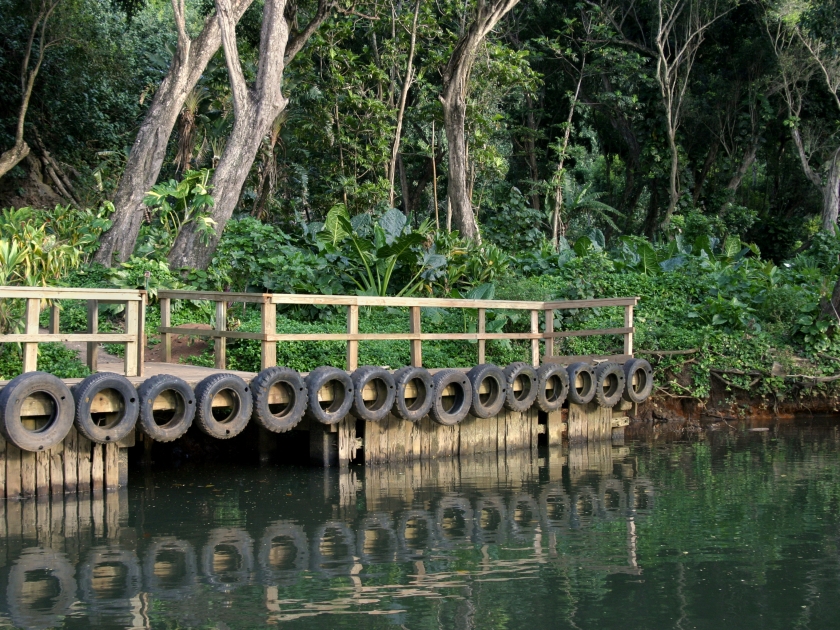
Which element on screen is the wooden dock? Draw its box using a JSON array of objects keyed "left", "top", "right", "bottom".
[{"left": 0, "top": 286, "right": 642, "bottom": 497}]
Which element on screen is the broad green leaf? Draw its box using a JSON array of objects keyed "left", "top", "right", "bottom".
[
  {"left": 377, "top": 208, "right": 407, "bottom": 244},
  {"left": 318, "top": 205, "right": 352, "bottom": 247}
]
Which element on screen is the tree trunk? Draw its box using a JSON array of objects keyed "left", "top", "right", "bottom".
[
  {"left": 692, "top": 140, "right": 718, "bottom": 206},
  {"left": 440, "top": 0, "right": 520, "bottom": 241},
  {"left": 523, "top": 94, "right": 540, "bottom": 212},
  {"left": 822, "top": 147, "right": 840, "bottom": 232},
  {"left": 661, "top": 126, "right": 680, "bottom": 228},
  {"left": 0, "top": 143, "right": 30, "bottom": 179},
  {"left": 168, "top": 0, "right": 292, "bottom": 270},
  {"left": 725, "top": 140, "right": 758, "bottom": 193},
  {"left": 93, "top": 0, "right": 255, "bottom": 266}
]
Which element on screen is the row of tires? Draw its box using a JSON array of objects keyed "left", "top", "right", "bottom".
[{"left": 0, "top": 359, "right": 653, "bottom": 453}]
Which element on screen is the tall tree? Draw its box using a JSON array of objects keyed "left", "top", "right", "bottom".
[
  {"left": 440, "top": 0, "right": 520, "bottom": 241},
  {"left": 0, "top": 0, "right": 62, "bottom": 179},
  {"left": 93, "top": 0, "right": 255, "bottom": 266},
  {"left": 168, "top": 0, "right": 335, "bottom": 269}
]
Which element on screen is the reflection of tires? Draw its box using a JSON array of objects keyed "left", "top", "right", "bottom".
[
  {"left": 79, "top": 546, "right": 142, "bottom": 611},
  {"left": 304, "top": 367, "right": 353, "bottom": 425},
  {"left": 258, "top": 521, "right": 309, "bottom": 586},
  {"left": 466, "top": 364, "right": 506, "bottom": 418},
  {"left": 594, "top": 362, "right": 626, "bottom": 408},
  {"left": 143, "top": 537, "right": 197, "bottom": 600},
  {"left": 430, "top": 370, "right": 472, "bottom": 426},
  {"left": 201, "top": 527, "right": 255, "bottom": 592},
  {"left": 539, "top": 488, "right": 570, "bottom": 534},
  {"left": 311, "top": 521, "right": 356, "bottom": 577},
  {"left": 435, "top": 496, "right": 474, "bottom": 546},
  {"left": 74, "top": 372, "right": 139, "bottom": 444},
  {"left": 351, "top": 366, "right": 396, "bottom": 422},
  {"left": 622, "top": 358, "right": 654, "bottom": 403},
  {"left": 392, "top": 367, "right": 434, "bottom": 421},
  {"left": 194, "top": 373, "right": 252, "bottom": 439},
  {"left": 503, "top": 363, "right": 538, "bottom": 412},
  {"left": 509, "top": 494, "right": 541, "bottom": 543},
  {"left": 137, "top": 375, "right": 195, "bottom": 442},
  {"left": 356, "top": 513, "right": 397, "bottom": 564},
  {"left": 473, "top": 495, "right": 507, "bottom": 545},
  {"left": 0, "top": 371, "right": 74, "bottom": 452},
  {"left": 397, "top": 510, "right": 438, "bottom": 560},
  {"left": 251, "top": 367, "right": 307, "bottom": 433},
  {"left": 536, "top": 363, "right": 569, "bottom": 412},
  {"left": 566, "top": 362, "right": 596, "bottom": 405},
  {"left": 7, "top": 547, "right": 76, "bottom": 630}
]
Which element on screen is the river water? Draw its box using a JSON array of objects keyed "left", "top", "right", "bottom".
[{"left": 1, "top": 430, "right": 840, "bottom": 629}]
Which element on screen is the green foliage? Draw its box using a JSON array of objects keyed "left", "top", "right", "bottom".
[{"left": 0, "top": 343, "right": 90, "bottom": 380}]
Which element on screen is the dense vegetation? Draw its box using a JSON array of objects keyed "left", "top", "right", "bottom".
[{"left": 1, "top": 0, "right": 839, "bottom": 406}]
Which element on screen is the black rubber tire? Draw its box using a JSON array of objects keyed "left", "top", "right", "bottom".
[
  {"left": 0, "top": 371, "right": 74, "bottom": 452},
  {"left": 503, "top": 362, "right": 538, "bottom": 412},
  {"left": 392, "top": 366, "right": 434, "bottom": 421},
  {"left": 194, "top": 373, "right": 252, "bottom": 439},
  {"left": 567, "top": 362, "right": 596, "bottom": 405},
  {"left": 594, "top": 362, "right": 626, "bottom": 408},
  {"left": 136, "top": 374, "right": 195, "bottom": 442},
  {"left": 467, "top": 364, "right": 506, "bottom": 418},
  {"left": 73, "top": 372, "right": 139, "bottom": 444},
  {"left": 351, "top": 366, "right": 396, "bottom": 422},
  {"left": 251, "top": 367, "right": 307, "bottom": 433},
  {"left": 430, "top": 369, "right": 472, "bottom": 426},
  {"left": 304, "top": 366, "right": 353, "bottom": 425},
  {"left": 536, "top": 363, "right": 569, "bottom": 412},
  {"left": 623, "top": 358, "right": 654, "bottom": 403}
]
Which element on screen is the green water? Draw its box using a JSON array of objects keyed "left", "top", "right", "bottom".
[{"left": 2, "top": 431, "right": 840, "bottom": 629}]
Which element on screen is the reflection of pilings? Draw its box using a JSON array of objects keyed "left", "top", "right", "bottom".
[
  {"left": 6, "top": 547, "right": 76, "bottom": 630},
  {"left": 143, "top": 537, "right": 197, "bottom": 600},
  {"left": 259, "top": 521, "right": 309, "bottom": 586},
  {"left": 201, "top": 528, "right": 255, "bottom": 592}
]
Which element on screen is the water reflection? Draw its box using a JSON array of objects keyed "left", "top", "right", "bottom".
[{"left": 2, "top": 432, "right": 840, "bottom": 628}]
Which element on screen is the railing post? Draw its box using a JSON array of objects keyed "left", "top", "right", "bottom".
[
  {"left": 86, "top": 299, "right": 99, "bottom": 373},
  {"left": 477, "top": 308, "right": 486, "bottom": 364},
  {"left": 346, "top": 304, "right": 359, "bottom": 371},
  {"left": 124, "top": 299, "right": 139, "bottom": 377},
  {"left": 409, "top": 305, "right": 422, "bottom": 367},
  {"left": 530, "top": 310, "right": 540, "bottom": 366},
  {"left": 215, "top": 300, "right": 227, "bottom": 370},
  {"left": 160, "top": 297, "right": 171, "bottom": 363},
  {"left": 22, "top": 298, "right": 40, "bottom": 372},
  {"left": 261, "top": 296, "right": 276, "bottom": 370},
  {"left": 137, "top": 292, "right": 146, "bottom": 377},
  {"left": 49, "top": 303, "right": 60, "bottom": 334},
  {"left": 624, "top": 304, "right": 634, "bottom": 356},
  {"left": 544, "top": 308, "right": 554, "bottom": 358}
]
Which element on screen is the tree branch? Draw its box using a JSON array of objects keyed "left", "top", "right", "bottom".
[
  {"left": 286, "top": 0, "right": 335, "bottom": 64},
  {"left": 215, "top": 0, "right": 249, "bottom": 115}
]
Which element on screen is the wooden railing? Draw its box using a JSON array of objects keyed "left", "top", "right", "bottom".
[
  {"left": 158, "top": 291, "right": 638, "bottom": 372},
  {"left": 0, "top": 286, "right": 146, "bottom": 376}
]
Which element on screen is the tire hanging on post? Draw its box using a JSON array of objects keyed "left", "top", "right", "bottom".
[
  {"left": 622, "top": 358, "right": 654, "bottom": 403},
  {"left": 430, "top": 369, "right": 472, "bottom": 426},
  {"left": 0, "top": 371, "right": 74, "bottom": 452},
  {"left": 535, "top": 363, "right": 569, "bottom": 412},
  {"left": 194, "top": 373, "right": 252, "bottom": 439},
  {"left": 566, "top": 362, "right": 596, "bottom": 405},
  {"left": 351, "top": 366, "right": 396, "bottom": 422},
  {"left": 466, "top": 363, "right": 506, "bottom": 418},
  {"left": 73, "top": 372, "right": 139, "bottom": 444},
  {"left": 137, "top": 374, "right": 195, "bottom": 442},
  {"left": 251, "top": 367, "right": 307, "bottom": 433},
  {"left": 503, "top": 362, "right": 538, "bottom": 412},
  {"left": 594, "top": 362, "right": 626, "bottom": 408},
  {"left": 392, "top": 366, "right": 434, "bottom": 421},
  {"left": 304, "top": 366, "right": 353, "bottom": 425}
]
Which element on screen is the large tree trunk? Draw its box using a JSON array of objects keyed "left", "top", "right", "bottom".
[
  {"left": 822, "top": 147, "right": 840, "bottom": 232},
  {"left": 93, "top": 0, "right": 254, "bottom": 266},
  {"left": 168, "top": 0, "right": 332, "bottom": 270},
  {"left": 440, "top": 0, "right": 520, "bottom": 241}
]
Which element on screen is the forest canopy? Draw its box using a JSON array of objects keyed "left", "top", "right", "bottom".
[{"left": 1, "top": 0, "right": 840, "bottom": 393}]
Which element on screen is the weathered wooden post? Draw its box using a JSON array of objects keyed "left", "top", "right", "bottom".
[
  {"left": 260, "top": 295, "right": 276, "bottom": 369},
  {"left": 86, "top": 299, "right": 98, "bottom": 372},
  {"left": 544, "top": 308, "right": 554, "bottom": 358},
  {"left": 409, "top": 305, "right": 422, "bottom": 367},
  {"left": 214, "top": 299, "right": 227, "bottom": 370},
  {"left": 624, "top": 303, "right": 634, "bottom": 356},
  {"left": 124, "top": 298, "right": 139, "bottom": 377},
  {"left": 477, "top": 307, "right": 486, "bottom": 364},
  {"left": 530, "top": 309, "right": 539, "bottom": 366},
  {"left": 160, "top": 296, "right": 171, "bottom": 363},
  {"left": 22, "top": 298, "right": 39, "bottom": 373},
  {"left": 347, "top": 303, "right": 359, "bottom": 371}
]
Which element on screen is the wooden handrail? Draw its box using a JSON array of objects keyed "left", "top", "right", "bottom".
[
  {"left": 157, "top": 289, "right": 639, "bottom": 371},
  {"left": 0, "top": 286, "right": 145, "bottom": 376}
]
